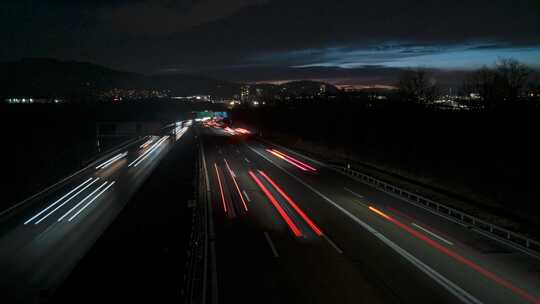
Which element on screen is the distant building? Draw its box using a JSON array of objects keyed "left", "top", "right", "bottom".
[
  {"left": 319, "top": 84, "right": 327, "bottom": 95},
  {"left": 171, "top": 95, "right": 212, "bottom": 102},
  {"left": 240, "top": 85, "right": 251, "bottom": 103},
  {"left": 5, "top": 97, "right": 63, "bottom": 104}
]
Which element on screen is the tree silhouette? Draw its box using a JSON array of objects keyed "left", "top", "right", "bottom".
[
  {"left": 397, "top": 68, "right": 439, "bottom": 104},
  {"left": 463, "top": 58, "right": 531, "bottom": 108}
]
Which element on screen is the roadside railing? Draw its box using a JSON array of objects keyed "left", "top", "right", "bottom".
[
  {"left": 184, "top": 144, "right": 206, "bottom": 304},
  {"left": 333, "top": 165, "right": 540, "bottom": 255}
]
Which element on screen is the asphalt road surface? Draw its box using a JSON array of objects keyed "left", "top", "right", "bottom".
[
  {"left": 0, "top": 129, "right": 190, "bottom": 303},
  {"left": 201, "top": 125, "right": 540, "bottom": 304},
  {"left": 2, "top": 123, "right": 539, "bottom": 304}
]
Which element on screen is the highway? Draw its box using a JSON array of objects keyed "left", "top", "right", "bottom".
[
  {"left": 0, "top": 127, "right": 189, "bottom": 302},
  {"left": 201, "top": 125, "right": 540, "bottom": 304},
  {"left": 1, "top": 121, "right": 539, "bottom": 304}
]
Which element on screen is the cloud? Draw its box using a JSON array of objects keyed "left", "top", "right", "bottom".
[
  {"left": 97, "top": 0, "right": 270, "bottom": 35},
  {"left": 279, "top": 43, "right": 540, "bottom": 70},
  {"left": 2, "top": 0, "right": 539, "bottom": 85}
]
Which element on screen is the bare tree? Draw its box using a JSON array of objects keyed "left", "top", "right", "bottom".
[
  {"left": 463, "top": 58, "right": 531, "bottom": 108},
  {"left": 398, "top": 68, "right": 439, "bottom": 103},
  {"left": 494, "top": 58, "right": 531, "bottom": 102},
  {"left": 463, "top": 66, "right": 497, "bottom": 107}
]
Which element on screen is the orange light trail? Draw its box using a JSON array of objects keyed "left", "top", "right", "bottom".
[
  {"left": 266, "top": 149, "right": 308, "bottom": 171},
  {"left": 259, "top": 170, "right": 322, "bottom": 236},
  {"left": 271, "top": 149, "right": 317, "bottom": 171},
  {"left": 214, "top": 163, "right": 227, "bottom": 213},
  {"left": 249, "top": 171, "right": 302, "bottom": 237},
  {"left": 368, "top": 206, "right": 540, "bottom": 304}
]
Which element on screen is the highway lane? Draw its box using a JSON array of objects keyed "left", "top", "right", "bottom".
[
  {"left": 202, "top": 128, "right": 393, "bottom": 303},
  {"left": 201, "top": 125, "right": 540, "bottom": 304},
  {"left": 0, "top": 129, "right": 190, "bottom": 302}
]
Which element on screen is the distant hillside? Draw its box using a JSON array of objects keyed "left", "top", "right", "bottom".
[
  {"left": 247, "top": 81, "right": 339, "bottom": 100},
  {"left": 0, "top": 58, "right": 339, "bottom": 102},
  {"left": 277, "top": 80, "right": 339, "bottom": 95},
  {"left": 0, "top": 58, "right": 240, "bottom": 100}
]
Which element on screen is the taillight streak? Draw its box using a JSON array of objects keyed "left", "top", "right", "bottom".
[
  {"left": 224, "top": 159, "right": 248, "bottom": 211},
  {"left": 249, "top": 171, "right": 302, "bottom": 237},
  {"left": 214, "top": 163, "right": 228, "bottom": 213},
  {"left": 267, "top": 149, "right": 308, "bottom": 171},
  {"left": 271, "top": 149, "right": 317, "bottom": 171},
  {"left": 258, "top": 170, "right": 322, "bottom": 236},
  {"left": 369, "top": 206, "right": 540, "bottom": 304}
]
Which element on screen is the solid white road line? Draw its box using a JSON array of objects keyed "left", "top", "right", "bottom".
[
  {"left": 343, "top": 187, "right": 364, "bottom": 198},
  {"left": 412, "top": 223, "right": 454, "bottom": 246},
  {"left": 242, "top": 190, "right": 251, "bottom": 202},
  {"left": 248, "top": 145, "right": 483, "bottom": 304},
  {"left": 57, "top": 181, "right": 109, "bottom": 221},
  {"left": 24, "top": 178, "right": 94, "bottom": 225},
  {"left": 264, "top": 231, "right": 280, "bottom": 258},
  {"left": 34, "top": 178, "right": 101, "bottom": 225},
  {"left": 67, "top": 181, "right": 116, "bottom": 221},
  {"left": 200, "top": 140, "right": 219, "bottom": 304},
  {"left": 323, "top": 234, "right": 344, "bottom": 254}
]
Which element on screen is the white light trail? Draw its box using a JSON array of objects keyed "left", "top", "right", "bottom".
[
  {"left": 139, "top": 137, "right": 155, "bottom": 149},
  {"left": 175, "top": 126, "right": 189, "bottom": 140},
  {"left": 128, "top": 136, "right": 169, "bottom": 167},
  {"left": 34, "top": 178, "right": 101, "bottom": 225},
  {"left": 57, "top": 181, "right": 109, "bottom": 221},
  {"left": 95, "top": 152, "right": 128, "bottom": 170},
  {"left": 24, "top": 178, "right": 93, "bottom": 225},
  {"left": 67, "top": 181, "right": 116, "bottom": 222}
]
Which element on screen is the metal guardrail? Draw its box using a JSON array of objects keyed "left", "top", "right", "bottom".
[
  {"left": 184, "top": 146, "right": 206, "bottom": 304},
  {"left": 334, "top": 165, "right": 540, "bottom": 254}
]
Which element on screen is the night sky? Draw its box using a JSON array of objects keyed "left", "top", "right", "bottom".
[{"left": 2, "top": 0, "right": 540, "bottom": 86}]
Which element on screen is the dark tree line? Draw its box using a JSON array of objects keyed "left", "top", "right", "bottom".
[
  {"left": 397, "top": 68, "right": 440, "bottom": 103},
  {"left": 463, "top": 58, "right": 532, "bottom": 107},
  {"left": 397, "top": 58, "right": 537, "bottom": 108}
]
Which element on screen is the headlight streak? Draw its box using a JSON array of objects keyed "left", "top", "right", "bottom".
[
  {"left": 34, "top": 178, "right": 101, "bottom": 225},
  {"left": 128, "top": 136, "right": 169, "bottom": 168},
  {"left": 67, "top": 181, "right": 116, "bottom": 222},
  {"left": 95, "top": 152, "right": 128, "bottom": 170},
  {"left": 248, "top": 171, "right": 302, "bottom": 237},
  {"left": 224, "top": 159, "right": 248, "bottom": 211},
  {"left": 24, "top": 178, "right": 94, "bottom": 225},
  {"left": 57, "top": 181, "right": 109, "bottom": 222},
  {"left": 139, "top": 137, "right": 155, "bottom": 149},
  {"left": 175, "top": 126, "right": 189, "bottom": 140}
]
